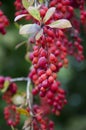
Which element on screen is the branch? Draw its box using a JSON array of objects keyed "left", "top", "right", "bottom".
[
  {"left": 10, "top": 77, "right": 28, "bottom": 82},
  {"left": 26, "top": 78, "right": 34, "bottom": 116},
  {"left": 26, "top": 78, "right": 34, "bottom": 130},
  {"left": 34, "top": 0, "right": 38, "bottom": 7},
  {"left": 10, "top": 77, "right": 34, "bottom": 129},
  {"left": 45, "top": 0, "right": 49, "bottom": 7}
]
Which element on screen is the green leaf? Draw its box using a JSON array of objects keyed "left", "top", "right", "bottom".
[
  {"left": 28, "top": 6, "right": 41, "bottom": 21},
  {"left": 1, "top": 80, "right": 10, "bottom": 93},
  {"left": 22, "top": 0, "right": 34, "bottom": 10},
  {"left": 48, "top": 19, "right": 72, "bottom": 29},
  {"left": 43, "top": 7, "right": 56, "bottom": 23},
  {"left": 14, "top": 14, "right": 27, "bottom": 22},
  {"left": 38, "top": 0, "right": 44, "bottom": 3},
  {"left": 19, "top": 23, "right": 41, "bottom": 35},
  {"left": 35, "top": 29, "right": 43, "bottom": 40}
]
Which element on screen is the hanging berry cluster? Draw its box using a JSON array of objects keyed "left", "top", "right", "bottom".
[
  {"left": 0, "top": 0, "right": 85, "bottom": 130},
  {"left": 0, "top": 76, "right": 20, "bottom": 126},
  {"left": 0, "top": 1, "right": 9, "bottom": 34},
  {"left": 14, "top": 0, "right": 85, "bottom": 129}
]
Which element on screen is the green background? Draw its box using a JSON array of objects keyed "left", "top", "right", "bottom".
[{"left": 0, "top": 0, "right": 86, "bottom": 130}]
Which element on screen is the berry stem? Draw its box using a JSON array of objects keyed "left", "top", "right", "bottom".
[{"left": 11, "top": 126, "right": 15, "bottom": 130}]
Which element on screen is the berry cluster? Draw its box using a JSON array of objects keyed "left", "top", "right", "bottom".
[
  {"left": 28, "top": 0, "right": 84, "bottom": 115},
  {"left": 14, "top": 0, "right": 25, "bottom": 16},
  {"left": 4, "top": 105, "right": 20, "bottom": 127},
  {"left": 14, "top": 0, "right": 31, "bottom": 20},
  {"left": 0, "top": 2, "right": 9, "bottom": 34},
  {"left": 27, "top": 1, "right": 85, "bottom": 129},
  {"left": 32, "top": 104, "right": 54, "bottom": 130},
  {"left": 0, "top": 0, "right": 85, "bottom": 129},
  {"left": 0, "top": 76, "right": 20, "bottom": 126}
]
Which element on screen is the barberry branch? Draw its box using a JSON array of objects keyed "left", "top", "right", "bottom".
[
  {"left": 26, "top": 78, "right": 33, "bottom": 115},
  {"left": 45, "top": 0, "right": 49, "bottom": 7},
  {"left": 10, "top": 77, "right": 34, "bottom": 116},
  {"left": 34, "top": 0, "right": 38, "bottom": 7},
  {"left": 26, "top": 78, "right": 34, "bottom": 130},
  {"left": 10, "top": 77, "right": 28, "bottom": 82}
]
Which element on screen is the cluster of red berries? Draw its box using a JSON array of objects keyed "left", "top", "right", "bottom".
[
  {"left": 14, "top": 0, "right": 31, "bottom": 20},
  {"left": 0, "top": 76, "right": 17, "bottom": 94},
  {"left": 70, "top": 0, "right": 86, "bottom": 24},
  {"left": 0, "top": 0, "right": 85, "bottom": 129},
  {"left": 32, "top": 104, "right": 54, "bottom": 130},
  {"left": 4, "top": 105, "right": 20, "bottom": 127},
  {"left": 0, "top": 2, "right": 9, "bottom": 34},
  {"left": 27, "top": 1, "right": 85, "bottom": 129},
  {"left": 0, "top": 76, "right": 20, "bottom": 126},
  {"left": 14, "top": 0, "right": 25, "bottom": 16},
  {"left": 28, "top": 0, "right": 84, "bottom": 113},
  {"left": 2, "top": 81, "right": 18, "bottom": 104},
  {"left": 80, "top": 10, "right": 86, "bottom": 24}
]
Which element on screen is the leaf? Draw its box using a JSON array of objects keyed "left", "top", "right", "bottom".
[
  {"left": 19, "top": 23, "right": 41, "bottom": 35},
  {"left": 48, "top": 19, "right": 72, "bottom": 29},
  {"left": 14, "top": 14, "right": 27, "bottom": 22},
  {"left": 16, "top": 108, "right": 29, "bottom": 116},
  {"left": 22, "top": 0, "right": 34, "bottom": 10},
  {"left": 12, "top": 94, "right": 25, "bottom": 105},
  {"left": 1, "top": 80, "right": 10, "bottom": 93},
  {"left": 38, "top": 0, "right": 44, "bottom": 3},
  {"left": 15, "top": 41, "right": 26, "bottom": 49},
  {"left": 43, "top": 7, "right": 56, "bottom": 23},
  {"left": 35, "top": 28, "right": 43, "bottom": 40},
  {"left": 28, "top": 6, "right": 41, "bottom": 21},
  {"left": 23, "top": 118, "right": 32, "bottom": 130}
]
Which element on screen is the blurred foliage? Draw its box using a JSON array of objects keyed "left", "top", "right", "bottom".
[{"left": 0, "top": 0, "right": 86, "bottom": 130}]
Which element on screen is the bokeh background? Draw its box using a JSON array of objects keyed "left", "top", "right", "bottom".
[{"left": 0, "top": 0, "right": 86, "bottom": 130}]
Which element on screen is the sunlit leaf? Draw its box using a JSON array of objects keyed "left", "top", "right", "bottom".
[
  {"left": 48, "top": 19, "right": 72, "bottom": 29},
  {"left": 22, "top": 0, "right": 34, "bottom": 10},
  {"left": 1, "top": 80, "right": 10, "bottom": 93},
  {"left": 12, "top": 94, "right": 25, "bottom": 105},
  {"left": 14, "top": 14, "right": 27, "bottom": 22},
  {"left": 16, "top": 108, "right": 29, "bottom": 116},
  {"left": 43, "top": 7, "right": 56, "bottom": 23},
  {"left": 35, "top": 28, "right": 43, "bottom": 40},
  {"left": 28, "top": 6, "right": 41, "bottom": 21},
  {"left": 38, "top": 0, "right": 44, "bottom": 3},
  {"left": 19, "top": 23, "right": 41, "bottom": 35}
]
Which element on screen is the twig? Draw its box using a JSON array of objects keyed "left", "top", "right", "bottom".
[
  {"left": 45, "top": 0, "right": 50, "bottom": 7},
  {"left": 11, "top": 126, "right": 15, "bottom": 130},
  {"left": 26, "top": 78, "right": 34, "bottom": 116},
  {"left": 10, "top": 77, "right": 34, "bottom": 130},
  {"left": 10, "top": 77, "right": 28, "bottom": 82},
  {"left": 34, "top": 0, "right": 37, "bottom": 7},
  {"left": 26, "top": 78, "right": 34, "bottom": 130}
]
